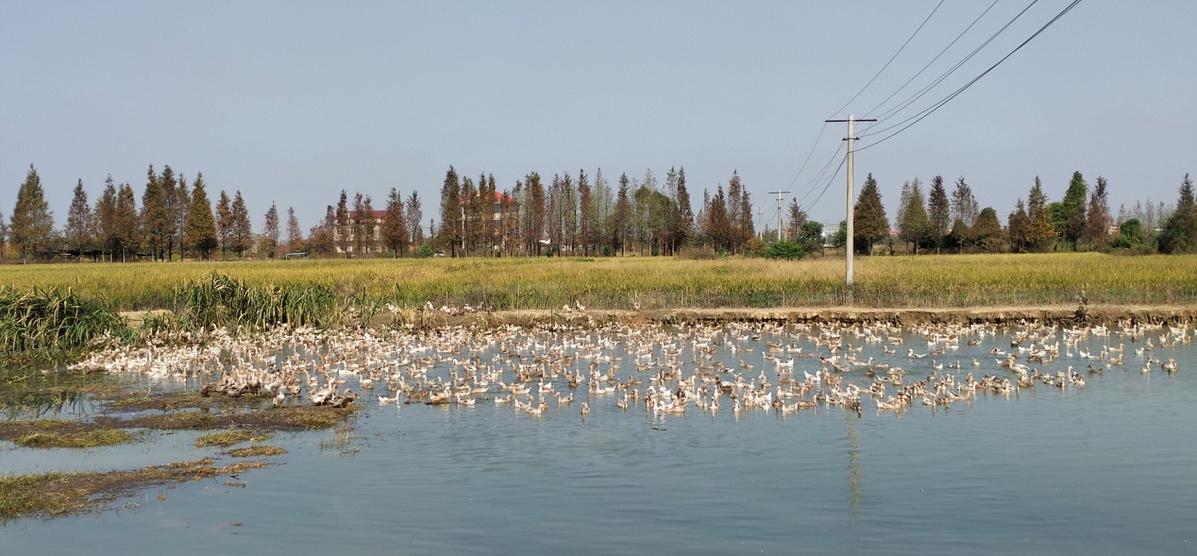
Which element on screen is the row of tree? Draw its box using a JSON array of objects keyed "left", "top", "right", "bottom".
[
  {"left": 7, "top": 165, "right": 306, "bottom": 262},
  {"left": 863, "top": 171, "right": 1195, "bottom": 255},
  {"left": 433, "top": 166, "right": 707, "bottom": 257},
  {"left": 7, "top": 162, "right": 1197, "bottom": 262}
]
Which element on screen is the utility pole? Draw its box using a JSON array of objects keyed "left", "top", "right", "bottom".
[
  {"left": 825, "top": 114, "right": 876, "bottom": 297},
  {"left": 768, "top": 190, "right": 791, "bottom": 241}
]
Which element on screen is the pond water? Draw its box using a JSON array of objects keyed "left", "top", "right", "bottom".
[{"left": 2, "top": 322, "right": 1195, "bottom": 554}]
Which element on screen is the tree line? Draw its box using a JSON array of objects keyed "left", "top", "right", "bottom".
[
  {"left": 7, "top": 164, "right": 297, "bottom": 262},
  {"left": 858, "top": 171, "right": 1196, "bottom": 256},
  {"left": 6, "top": 162, "right": 1197, "bottom": 262}
]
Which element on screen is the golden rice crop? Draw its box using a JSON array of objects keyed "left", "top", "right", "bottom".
[{"left": 1, "top": 253, "right": 1194, "bottom": 311}]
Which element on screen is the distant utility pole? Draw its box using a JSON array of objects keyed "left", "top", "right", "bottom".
[
  {"left": 824, "top": 114, "right": 876, "bottom": 297},
  {"left": 768, "top": 190, "right": 791, "bottom": 241}
]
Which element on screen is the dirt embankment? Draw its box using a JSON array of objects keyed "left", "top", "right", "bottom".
[
  {"left": 371, "top": 304, "right": 1197, "bottom": 327},
  {"left": 121, "top": 304, "right": 1197, "bottom": 329}
]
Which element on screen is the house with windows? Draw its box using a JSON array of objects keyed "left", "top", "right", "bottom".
[{"left": 333, "top": 209, "right": 386, "bottom": 254}]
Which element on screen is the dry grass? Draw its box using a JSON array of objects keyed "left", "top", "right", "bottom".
[
  {"left": 3, "top": 253, "right": 1194, "bottom": 310},
  {"left": 14, "top": 429, "right": 136, "bottom": 449},
  {"left": 0, "top": 458, "right": 269, "bottom": 522},
  {"left": 226, "top": 445, "right": 287, "bottom": 458},
  {"left": 1, "top": 406, "right": 354, "bottom": 449},
  {"left": 104, "top": 391, "right": 271, "bottom": 412},
  {"left": 194, "top": 430, "right": 272, "bottom": 448}
]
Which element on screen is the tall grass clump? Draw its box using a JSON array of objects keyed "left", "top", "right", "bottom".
[
  {"left": 0, "top": 287, "right": 129, "bottom": 365},
  {"left": 173, "top": 273, "right": 339, "bottom": 331}
]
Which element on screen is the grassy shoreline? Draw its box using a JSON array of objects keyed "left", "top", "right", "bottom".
[{"left": 4, "top": 253, "right": 1196, "bottom": 311}]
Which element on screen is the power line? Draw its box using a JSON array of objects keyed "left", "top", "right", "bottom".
[
  {"left": 827, "top": 0, "right": 946, "bottom": 119},
  {"left": 783, "top": 122, "right": 829, "bottom": 189},
  {"left": 859, "top": 0, "right": 1002, "bottom": 120},
  {"left": 861, "top": 0, "right": 1043, "bottom": 137},
  {"left": 806, "top": 153, "right": 848, "bottom": 210},
  {"left": 857, "top": 0, "right": 1084, "bottom": 153},
  {"left": 785, "top": 0, "right": 946, "bottom": 192},
  {"left": 794, "top": 141, "right": 845, "bottom": 206}
]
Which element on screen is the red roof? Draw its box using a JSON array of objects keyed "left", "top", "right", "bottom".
[{"left": 348, "top": 210, "right": 387, "bottom": 219}]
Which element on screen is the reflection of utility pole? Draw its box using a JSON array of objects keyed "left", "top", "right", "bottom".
[
  {"left": 846, "top": 410, "right": 861, "bottom": 520},
  {"left": 768, "top": 190, "right": 791, "bottom": 241}
]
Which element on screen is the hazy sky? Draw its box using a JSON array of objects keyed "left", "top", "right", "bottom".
[{"left": 2, "top": 0, "right": 1194, "bottom": 231}]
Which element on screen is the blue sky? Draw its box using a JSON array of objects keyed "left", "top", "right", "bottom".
[{"left": 2, "top": 0, "right": 1194, "bottom": 231}]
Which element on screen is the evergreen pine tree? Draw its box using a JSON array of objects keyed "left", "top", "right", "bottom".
[
  {"left": 362, "top": 195, "right": 376, "bottom": 254},
  {"left": 216, "top": 191, "right": 232, "bottom": 259},
  {"left": 927, "top": 175, "right": 951, "bottom": 250},
  {"left": 739, "top": 183, "right": 753, "bottom": 249},
  {"left": 94, "top": 176, "right": 118, "bottom": 260},
  {"left": 141, "top": 165, "right": 170, "bottom": 260},
  {"left": 972, "top": 207, "right": 1004, "bottom": 252},
  {"left": 335, "top": 190, "right": 350, "bottom": 256},
  {"left": 261, "top": 202, "right": 280, "bottom": 258},
  {"left": 705, "top": 186, "right": 731, "bottom": 252},
  {"left": 786, "top": 199, "right": 808, "bottom": 242},
  {"left": 675, "top": 167, "right": 693, "bottom": 250},
  {"left": 66, "top": 179, "right": 92, "bottom": 259},
  {"left": 229, "top": 191, "right": 252, "bottom": 257},
  {"left": 286, "top": 207, "right": 303, "bottom": 253},
  {"left": 578, "top": 169, "right": 593, "bottom": 255},
  {"left": 951, "top": 176, "right": 979, "bottom": 227},
  {"left": 1061, "top": 171, "right": 1088, "bottom": 249},
  {"left": 10, "top": 164, "right": 54, "bottom": 262},
  {"left": 1025, "top": 177, "right": 1057, "bottom": 252},
  {"left": 114, "top": 183, "right": 138, "bottom": 261},
  {"left": 1007, "top": 199, "right": 1029, "bottom": 253},
  {"left": 440, "top": 166, "right": 462, "bottom": 256},
  {"left": 185, "top": 174, "right": 217, "bottom": 259},
  {"left": 1159, "top": 173, "right": 1195, "bottom": 253},
  {"left": 461, "top": 176, "right": 478, "bottom": 254},
  {"left": 853, "top": 173, "right": 889, "bottom": 255},
  {"left": 612, "top": 173, "right": 631, "bottom": 255},
  {"left": 172, "top": 170, "right": 189, "bottom": 260},
  {"left": 381, "top": 188, "right": 408, "bottom": 256},
  {"left": 525, "top": 172, "right": 546, "bottom": 256},
  {"left": 898, "top": 179, "right": 929, "bottom": 253},
  {"left": 351, "top": 193, "right": 366, "bottom": 255},
  {"left": 727, "top": 171, "right": 744, "bottom": 253},
  {"left": 1085, "top": 176, "right": 1111, "bottom": 248},
  {"left": 405, "top": 191, "right": 424, "bottom": 246}
]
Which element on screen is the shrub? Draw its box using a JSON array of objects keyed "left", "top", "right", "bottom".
[
  {"left": 765, "top": 240, "right": 807, "bottom": 260},
  {"left": 413, "top": 244, "right": 434, "bottom": 258},
  {"left": 743, "top": 237, "right": 767, "bottom": 257},
  {"left": 0, "top": 287, "right": 129, "bottom": 365}
]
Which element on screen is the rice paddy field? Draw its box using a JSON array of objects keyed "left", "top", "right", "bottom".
[{"left": 2, "top": 253, "right": 1196, "bottom": 311}]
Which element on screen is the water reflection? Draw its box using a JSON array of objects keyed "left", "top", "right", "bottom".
[{"left": 846, "top": 412, "right": 861, "bottom": 520}]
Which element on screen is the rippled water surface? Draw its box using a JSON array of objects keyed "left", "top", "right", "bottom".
[{"left": 3, "top": 322, "right": 1196, "bottom": 554}]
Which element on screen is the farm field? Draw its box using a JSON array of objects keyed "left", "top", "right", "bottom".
[{"left": 3, "top": 253, "right": 1195, "bottom": 311}]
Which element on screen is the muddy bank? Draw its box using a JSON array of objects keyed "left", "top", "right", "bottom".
[
  {"left": 0, "top": 401, "right": 355, "bottom": 449},
  {"left": 389, "top": 304, "right": 1197, "bottom": 327},
  {"left": 121, "top": 304, "right": 1197, "bottom": 329}
]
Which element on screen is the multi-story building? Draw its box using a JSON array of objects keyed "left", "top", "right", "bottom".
[{"left": 333, "top": 210, "right": 385, "bottom": 254}]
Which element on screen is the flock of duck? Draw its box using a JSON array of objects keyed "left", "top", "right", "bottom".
[{"left": 70, "top": 319, "right": 1189, "bottom": 420}]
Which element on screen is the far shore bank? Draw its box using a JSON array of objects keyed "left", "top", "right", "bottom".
[{"left": 121, "top": 304, "right": 1197, "bottom": 327}]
